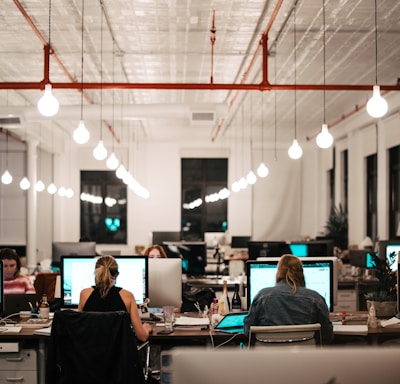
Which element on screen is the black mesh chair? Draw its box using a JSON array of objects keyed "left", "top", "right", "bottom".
[{"left": 46, "top": 310, "right": 147, "bottom": 384}]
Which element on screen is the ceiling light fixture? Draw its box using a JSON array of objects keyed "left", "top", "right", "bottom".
[
  {"left": 37, "top": 0, "right": 59, "bottom": 117},
  {"left": 73, "top": 0, "right": 90, "bottom": 144},
  {"left": 316, "top": 0, "right": 333, "bottom": 149},
  {"left": 93, "top": 3, "right": 107, "bottom": 160},
  {"left": 366, "top": 0, "right": 388, "bottom": 118},
  {"left": 1, "top": 130, "right": 13, "bottom": 185},
  {"left": 288, "top": 3, "right": 303, "bottom": 160}
]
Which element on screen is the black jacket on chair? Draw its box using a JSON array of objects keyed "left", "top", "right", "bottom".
[{"left": 45, "top": 310, "right": 145, "bottom": 384}]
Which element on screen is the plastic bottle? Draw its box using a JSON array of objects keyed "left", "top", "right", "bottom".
[
  {"left": 210, "top": 298, "right": 219, "bottom": 315},
  {"left": 218, "top": 280, "right": 230, "bottom": 316},
  {"left": 231, "top": 283, "right": 242, "bottom": 312},
  {"left": 39, "top": 294, "right": 50, "bottom": 319}
]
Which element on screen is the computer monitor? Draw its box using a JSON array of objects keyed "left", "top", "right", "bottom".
[
  {"left": 152, "top": 231, "right": 181, "bottom": 244},
  {"left": 248, "top": 241, "right": 292, "bottom": 260},
  {"left": 161, "top": 242, "right": 207, "bottom": 276},
  {"left": 246, "top": 257, "right": 337, "bottom": 312},
  {"left": 61, "top": 256, "right": 148, "bottom": 308},
  {"left": 289, "top": 243, "right": 309, "bottom": 257},
  {"left": 0, "top": 262, "right": 3, "bottom": 316},
  {"left": 306, "top": 240, "right": 334, "bottom": 256},
  {"left": 52, "top": 241, "right": 97, "bottom": 268},
  {"left": 365, "top": 251, "right": 378, "bottom": 270},
  {"left": 378, "top": 240, "right": 400, "bottom": 272},
  {"left": 204, "top": 232, "right": 226, "bottom": 248},
  {"left": 148, "top": 258, "right": 182, "bottom": 308},
  {"left": 230, "top": 236, "right": 251, "bottom": 249}
]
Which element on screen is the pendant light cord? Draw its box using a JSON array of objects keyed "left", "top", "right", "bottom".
[
  {"left": 323, "top": 0, "right": 326, "bottom": 124},
  {"left": 373, "top": 0, "right": 378, "bottom": 85},
  {"left": 293, "top": 2, "right": 297, "bottom": 140},
  {"left": 80, "top": 0, "right": 85, "bottom": 120}
]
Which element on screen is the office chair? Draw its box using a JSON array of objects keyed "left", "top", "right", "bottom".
[
  {"left": 248, "top": 323, "right": 322, "bottom": 349},
  {"left": 45, "top": 310, "right": 148, "bottom": 384}
]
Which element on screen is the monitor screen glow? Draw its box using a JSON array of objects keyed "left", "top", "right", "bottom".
[
  {"left": 246, "top": 257, "right": 337, "bottom": 312},
  {"left": 61, "top": 256, "right": 148, "bottom": 308}
]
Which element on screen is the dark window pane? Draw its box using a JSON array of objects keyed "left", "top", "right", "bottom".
[{"left": 80, "top": 171, "right": 127, "bottom": 244}]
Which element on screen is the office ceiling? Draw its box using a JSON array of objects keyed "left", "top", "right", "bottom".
[{"left": 0, "top": 0, "right": 399, "bottom": 155}]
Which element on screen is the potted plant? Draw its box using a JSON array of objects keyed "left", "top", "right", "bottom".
[
  {"left": 365, "top": 253, "right": 397, "bottom": 318},
  {"left": 324, "top": 203, "right": 348, "bottom": 251}
]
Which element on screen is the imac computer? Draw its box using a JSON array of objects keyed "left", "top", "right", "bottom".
[
  {"left": 246, "top": 257, "right": 337, "bottom": 311},
  {"left": 161, "top": 242, "right": 207, "bottom": 276},
  {"left": 248, "top": 241, "right": 292, "bottom": 260},
  {"left": 148, "top": 258, "right": 182, "bottom": 308},
  {"left": 52, "top": 241, "right": 97, "bottom": 268},
  {"left": 61, "top": 256, "right": 148, "bottom": 308},
  {"left": 204, "top": 232, "right": 226, "bottom": 248},
  {"left": 378, "top": 240, "right": 400, "bottom": 272}
]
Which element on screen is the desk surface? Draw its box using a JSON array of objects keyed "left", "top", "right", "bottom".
[{"left": 1, "top": 311, "right": 400, "bottom": 344}]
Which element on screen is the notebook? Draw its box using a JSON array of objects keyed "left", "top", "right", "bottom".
[
  {"left": 213, "top": 311, "right": 248, "bottom": 333},
  {"left": 2, "top": 294, "right": 37, "bottom": 317}
]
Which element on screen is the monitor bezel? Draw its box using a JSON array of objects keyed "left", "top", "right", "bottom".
[
  {"left": 246, "top": 257, "right": 337, "bottom": 312},
  {"left": 61, "top": 255, "right": 149, "bottom": 309}
]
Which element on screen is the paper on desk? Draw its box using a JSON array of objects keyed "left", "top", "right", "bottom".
[
  {"left": 333, "top": 324, "right": 368, "bottom": 335},
  {"left": 0, "top": 326, "right": 22, "bottom": 334},
  {"left": 33, "top": 327, "right": 52, "bottom": 336},
  {"left": 380, "top": 317, "right": 400, "bottom": 328},
  {"left": 174, "top": 317, "right": 210, "bottom": 327}
]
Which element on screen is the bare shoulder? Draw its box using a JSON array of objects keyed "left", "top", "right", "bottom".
[{"left": 119, "top": 288, "right": 134, "bottom": 301}]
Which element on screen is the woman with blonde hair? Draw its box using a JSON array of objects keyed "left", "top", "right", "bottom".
[
  {"left": 244, "top": 254, "right": 333, "bottom": 344},
  {"left": 78, "top": 255, "right": 153, "bottom": 342}
]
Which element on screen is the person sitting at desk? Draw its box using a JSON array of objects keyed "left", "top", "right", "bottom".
[
  {"left": 0, "top": 248, "right": 36, "bottom": 294},
  {"left": 78, "top": 255, "right": 153, "bottom": 342},
  {"left": 244, "top": 254, "right": 334, "bottom": 345},
  {"left": 144, "top": 244, "right": 167, "bottom": 258}
]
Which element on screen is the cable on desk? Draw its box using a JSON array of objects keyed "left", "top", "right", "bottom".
[{"left": 208, "top": 329, "right": 243, "bottom": 349}]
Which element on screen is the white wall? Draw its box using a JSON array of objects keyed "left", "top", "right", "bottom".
[{"left": 2, "top": 93, "right": 400, "bottom": 267}]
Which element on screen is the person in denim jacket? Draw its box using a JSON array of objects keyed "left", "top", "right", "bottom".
[{"left": 244, "top": 254, "right": 333, "bottom": 344}]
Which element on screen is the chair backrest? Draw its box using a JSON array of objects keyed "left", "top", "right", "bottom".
[
  {"left": 45, "top": 310, "right": 145, "bottom": 384},
  {"left": 248, "top": 323, "right": 322, "bottom": 349}
]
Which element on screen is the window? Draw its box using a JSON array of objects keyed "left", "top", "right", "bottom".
[
  {"left": 80, "top": 171, "right": 127, "bottom": 244},
  {"left": 366, "top": 154, "right": 377, "bottom": 241},
  {"left": 389, "top": 146, "right": 400, "bottom": 239},
  {"left": 181, "top": 158, "right": 228, "bottom": 241}
]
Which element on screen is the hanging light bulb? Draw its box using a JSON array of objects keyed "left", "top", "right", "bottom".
[
  {"left": 73, "top": 120, "right": 90, "bottom": 144},
  {"left": 288, "top": 139, "right": 303, "bottom": 160},
  {"left": 58, "top": 186, "right": 67, "bottom": 197},
  {"left": 35, "top": 180, "right": 45, "bottom": 192},
  {"left": 19, "top": 177, "right": 31, "bottom": 190},
  {"left": 116, "top": 164, "right": 127, "bottom": 179},
  {"left": 106, "top": 152, "right": 119, "bottom": 170},
  {"left": 65, "top": 188, "right": 74, "bottom": 198},
  {"left": 246, "top": 170, "right": 257, "bottom": 185},
  {"left": 231, "top": 181, "right": 240, "bottom": 193},
  {"left": 37, "top": 84, "right": 59, "bottom": 117},
  {"left": 47, "top": 183, "right": 57, "bottom": 194},
  {"left": 1, "top": 170, "right": 13, "bottom": 185},
  {"left": 238, "top": 176, "right": 248, "bottom": 190},
  {"left": 93, "top": 140, "right": 108, "bottom": 160},
  {"left": 257, "top": 162, "right": 269, "bottom": 178},
  {"left": 367, "top": 85, "right": 388, "bottom": 118},
  {"left": 316, "top": 123, "right": 333, "bottom": 149}
]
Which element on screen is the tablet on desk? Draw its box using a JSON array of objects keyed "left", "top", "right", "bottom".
[{"left": 213, "top": 312, "right": 248, "bottom": 334}]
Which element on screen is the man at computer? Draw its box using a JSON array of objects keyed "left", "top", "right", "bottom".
[{"left": 244, "top": 254, "right": 333, "bottom": 345}]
